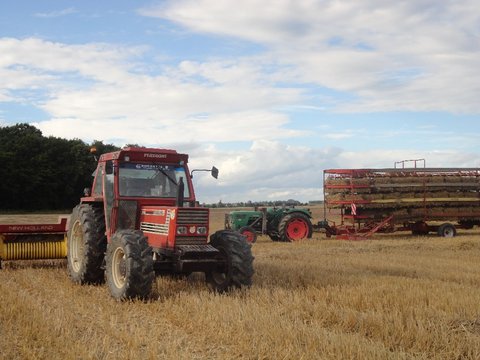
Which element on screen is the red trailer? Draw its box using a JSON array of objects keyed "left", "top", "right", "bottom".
[{"left": 320, "top": 167, "right": 480, "bottom": 240}]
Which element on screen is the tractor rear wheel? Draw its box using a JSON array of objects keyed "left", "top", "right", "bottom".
[
  {"left": 206, "top": 230, "right": 254, "bottom": 293},
  {"left": 105, "top": 230, "right": 154, "bottom": 301},
  {"left": 67, "top": 204, "right": 106, "bottom": 284},
  {"left": 238, "top": 226, "right": 257, "bottom": 244},
  {"left": 278, "top": 213, "right": 313, "bottom": 242}
]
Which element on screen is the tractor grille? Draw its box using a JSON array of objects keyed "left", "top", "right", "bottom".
[
  {"left": 140, "top": 222, "right": 169, "bottom": 235},
  {"left": 175, "top": 236, "right": 208, "bottom": 245},
  {"left": 175, "top": 208, "right": 209, "bottom": 246},
  {"left": 177, "top": 208, "right": 209, "bottom": 225}
]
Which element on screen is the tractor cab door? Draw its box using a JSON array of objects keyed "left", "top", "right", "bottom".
[{"left": 103, "top": 160, "right": 116, "bottom": 239}]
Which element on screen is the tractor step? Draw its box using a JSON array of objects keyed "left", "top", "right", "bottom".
[
  {"left": 153, "top": 244, "right": 223, "bottom": 274},
  {"left": 175, "top": 244, "right": 220, "bottom": 256}
]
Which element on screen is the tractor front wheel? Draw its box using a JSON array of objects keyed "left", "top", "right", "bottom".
[
  {"left": 238, "top": 226, "right": 257, "bottom": 244},
  {"left": 67, "top": 204, "right": 106, "bottom": 284},
  {"left": 105, "top": 230, "right": 154, "bottom": 301},
  {"left": 206, "top": 230, "right": 254, "bottom": 293},
  {"left": 278, "top": 213, "right": 313, "bottom": 242}
]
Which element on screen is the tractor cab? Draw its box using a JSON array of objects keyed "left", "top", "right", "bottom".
[{"left": 84, "top": 147, "right": 199, "bottom": 241}]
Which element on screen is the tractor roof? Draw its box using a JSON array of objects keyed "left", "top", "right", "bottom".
[{"left": 99, "top": 147, "right": 189, "bottom": 163}]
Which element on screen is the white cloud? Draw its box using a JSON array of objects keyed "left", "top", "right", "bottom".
[
  {"left": 34, "top": 7, "right": 77, "bottom": 18},
  {"left": 323, "top": 132, "right": 354, "bottom": 140},
  {"left": 33, "top": 111, "right": 305, "bottom": 145},
  {"left": 141, "top": 0, "right": 480, "bottom": 113},
  {"left": 0, "top": 37, "right": 304, "bottom": 144}
]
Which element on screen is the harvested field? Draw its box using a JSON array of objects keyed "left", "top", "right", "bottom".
[{"left": 1, "top": 208, "right": 480, "bottom": 359}]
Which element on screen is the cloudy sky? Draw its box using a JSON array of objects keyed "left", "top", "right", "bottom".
[{"left": 1, "top": 1, "right": 480, "bottom": 203}]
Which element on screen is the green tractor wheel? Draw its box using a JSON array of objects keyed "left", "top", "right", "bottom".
[{"left": 278, "top": 213, "right": 313, "bottom": 242}]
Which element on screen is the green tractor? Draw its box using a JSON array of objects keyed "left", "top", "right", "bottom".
[{"left": 225, "top": 207, "right": 313, "bottom": 243}]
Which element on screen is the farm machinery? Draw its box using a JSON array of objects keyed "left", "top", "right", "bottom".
[
  {"left": 225, "top": 207, "right": 313, "bottom": 243},
  {"left": 0, "top": 218, "right": 68, "bottom": 267},
  {"left": 0, "top": 147, "right": 254, "bottom": 300},
  {"left": 321, "top": 165, "right": 480, "bottom": 239}
]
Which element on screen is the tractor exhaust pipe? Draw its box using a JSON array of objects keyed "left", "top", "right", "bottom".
[{"left": 177, "top": 177, "right": 185, "bottom": 207}]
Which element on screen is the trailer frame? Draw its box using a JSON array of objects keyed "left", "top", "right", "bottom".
[{"left": 322, "top": 167, "right": 480, "bottom": 240}]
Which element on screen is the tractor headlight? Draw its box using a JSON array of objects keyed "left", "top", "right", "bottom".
[
  {"left": 177, "top": 226, "right": 187, "bottom": 235},
  {"left": 197, "top": 226, "right": 207, "bottom": 235}
]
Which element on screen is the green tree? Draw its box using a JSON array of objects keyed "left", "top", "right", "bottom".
[{"left": 0, "top": 123, "right": 120, "bottom": 211}]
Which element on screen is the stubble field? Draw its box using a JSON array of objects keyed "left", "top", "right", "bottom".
[{"left": 1, "top": 206, "right": 480, "bottom": 359}]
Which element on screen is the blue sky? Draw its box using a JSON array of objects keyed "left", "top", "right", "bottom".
[{"left": 1, "top": 1, "right": 479, "bottom": 202}]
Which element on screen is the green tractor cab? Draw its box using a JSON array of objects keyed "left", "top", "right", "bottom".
[{"left": 225, "top": 207, "right": 313, "bottom": 243}]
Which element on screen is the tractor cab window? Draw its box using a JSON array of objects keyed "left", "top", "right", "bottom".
[
  {"left": 104, "top": 161, "right": 115, "bottom": 231},
  {"left": 92, "top": 164, "right": 104, "bottom": 196},
  {"left": 119, "top": 163, "right": 190, "bottom": 198}
]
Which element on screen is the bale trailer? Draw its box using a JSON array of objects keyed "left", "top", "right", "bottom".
[{"left": 320, "top": 166, "right": 480, "bottom": 240}]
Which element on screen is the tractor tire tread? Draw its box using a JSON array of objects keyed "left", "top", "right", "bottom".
[
  {"left": 67, "top": 203, "right": 106, "bottom": 284},
  {"left": 278, "top": 212, "right": 313, "bottom": 242},
  {"left": 207, "top": 230, "right": 254, "bottom": 292},
  {"left": 106, "top": 230, "right": 154, "bottom": 300}
]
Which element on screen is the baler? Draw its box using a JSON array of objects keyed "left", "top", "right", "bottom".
[{"left": 0, "top": 218, "right": 68, "bottom": 268}]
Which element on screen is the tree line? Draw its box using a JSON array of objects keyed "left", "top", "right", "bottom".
[
  {"left": 0, "top": 123, "right": 119, "bottom": 211},
  {"left": 203, "top": 199, "right": 306, "bottom": 208}
]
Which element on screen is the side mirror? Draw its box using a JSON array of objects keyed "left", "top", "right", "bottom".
[{"left": 191, "top": 166, "right": 219, "bottom": 179}]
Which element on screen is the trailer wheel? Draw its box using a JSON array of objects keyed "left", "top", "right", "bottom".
[
  {"left": 438, "top": 223, "right": 456, "bottom": 238},
  {"left": 278, "top": 213, "right": 313, "bottom": 242},
  {"left": 106, "top": 230, "right": 154, "bottom": 301},
  {"left": 238, "top": 226, "right": 257, "bottom": 244},
  {"left": 67, "top": 204, "right": 106, "bottom": 284},
  {"left": 206, "top": 230, "right": 254, "bottom": 293}
]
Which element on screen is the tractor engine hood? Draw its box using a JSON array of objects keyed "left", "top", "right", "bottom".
[{"left": 139, "top": 206, "right": 209, "bottom": 249}]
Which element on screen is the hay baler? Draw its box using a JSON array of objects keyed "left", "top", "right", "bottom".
[
  {"left": 1, "top": 147, "right": 254, "bottom": 300},
  {"left": 0, "top": 218, "right": 68, "bottom": 268}
]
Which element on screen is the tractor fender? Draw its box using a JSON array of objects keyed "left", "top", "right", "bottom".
[{"left": 282, "top": 209, "right": 312, "bottom": 218}]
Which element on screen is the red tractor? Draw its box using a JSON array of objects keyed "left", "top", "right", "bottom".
[{"left": 67, "top": 147, "right": 254, "bottom": 300}]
